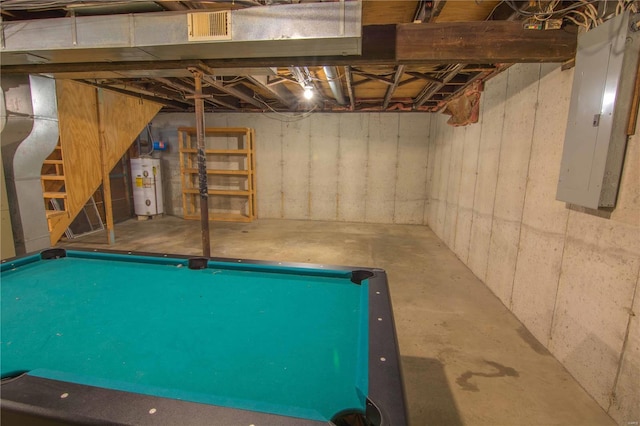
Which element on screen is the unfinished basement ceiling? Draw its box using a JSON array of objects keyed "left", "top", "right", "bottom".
[{"left": 0, "top": 0, "right": 588, "bottom": 113}]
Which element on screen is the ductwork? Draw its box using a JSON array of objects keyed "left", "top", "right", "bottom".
[
  {"left": 1, "top": 2, "right": 362, "bottom": 68},
  {"left": 323, "top": 66, "right": 347, "bottom": 106},
  {"left": 1, "top": 75, "right": 59, "bottom": 254}
]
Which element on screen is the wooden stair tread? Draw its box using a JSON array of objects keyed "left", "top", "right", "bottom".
[
  {"left": 43, "top": 191, "right": 67, "bottom": 198},
  {"left": 45, "top": 210, "right": 67, "bottom": 219}
]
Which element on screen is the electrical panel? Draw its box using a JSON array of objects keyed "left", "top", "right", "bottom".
[{"left": 556, "top": 12, "right": 640, "bottom": 209}]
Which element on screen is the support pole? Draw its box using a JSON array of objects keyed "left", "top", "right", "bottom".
[
  {"left": 96, "top": 88, "right": 116, "bottom": 245},
  {"left": 189, "top": 69, "right": 210, "bottom": 257}
]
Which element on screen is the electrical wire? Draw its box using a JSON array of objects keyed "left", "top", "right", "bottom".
[
  {"left": 261, "top": 103, "right": 319, "bottom": 122},
  {"left": 502, "top": 0, "right": 600, "bottom": 17},
  {"left": 250, "top": 92, "right": 319, "bottom": 122}
]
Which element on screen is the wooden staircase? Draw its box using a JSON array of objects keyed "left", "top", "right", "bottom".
[
  {"left": 43, "top": 80, "right": 162, "bottom": 246},
  {"left": 41, "top": 142, "right": 70, "bottom": 234}
]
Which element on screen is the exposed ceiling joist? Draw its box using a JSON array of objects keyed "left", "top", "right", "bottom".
[
  {"left": 383, "top": 65, "right": 406, "bottom": 110},
  {"left": 245, "top": 75, "right": 297, "bottom": 110},
  {"left": 194, "top": 62, "right": 266, "bottom": 110},
  {"left": 82, "top": 81, "right": 191, "bottom": 110},
  {"left": 0, "top": 1, "right": 588, "bottom": 114},
  {"left": 344, "top": 66, "right": 356, "bottom": 111},
  {"left": 414, "top": 64, "right": 465, "bottom": 108},
  {"left": 153, "top": 77, "right": 238, "bottom": 110}
]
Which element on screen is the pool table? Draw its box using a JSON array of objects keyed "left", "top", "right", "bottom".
[{"left": 1, "top": 248, "right": 406, "bottom": 425}]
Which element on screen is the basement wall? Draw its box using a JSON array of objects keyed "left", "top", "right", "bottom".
[
  {"left": 151, "top": 112, "right": 432, "bottom": 224},
  {"left": 426, "top": 62, "right": 639, "bottom": 424}
]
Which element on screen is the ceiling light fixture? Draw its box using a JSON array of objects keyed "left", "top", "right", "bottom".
[{"left": 303, "top": 85, "right": 314, "bottom": 100}]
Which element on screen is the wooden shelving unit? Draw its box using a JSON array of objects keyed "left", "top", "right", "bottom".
[{"left": 178, "top": 127, "right": 256, "bottom": 223}]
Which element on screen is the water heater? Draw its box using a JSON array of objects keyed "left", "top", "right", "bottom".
[{"left": 131, "top": 157, "right": 164, "bottom": 217}]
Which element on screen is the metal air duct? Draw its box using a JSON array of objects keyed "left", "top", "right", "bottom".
[
  {"left": 323, "top": 66, "right": 346, "bottom": 106},
  {"left": 1, "top": 2, "right": 362, "bottom": 70},
  {"left": 1, "top": 75, "right": 59, "bottom": 254}
]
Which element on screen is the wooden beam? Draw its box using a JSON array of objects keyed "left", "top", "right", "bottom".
[
  {"left": 96, "top": 88, "right": 115, "bottom": 245},
  {"left": 397, "top": 21, "right": 577, "bottom": 63},
  {"left": 189, "top": 69, "right": 211, "bottom": 258}
]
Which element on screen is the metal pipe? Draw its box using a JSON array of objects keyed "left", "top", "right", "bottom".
[
  {"left": 323, "top": 66, "right": 346, "bottom": 106},
  {"left": 189, "top": 69, "right": 210, "bottom": 258}
]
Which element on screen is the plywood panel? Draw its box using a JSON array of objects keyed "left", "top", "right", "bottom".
[
  {"left": 101, "top": 89, "right": 162, "bottom": 168},
  {"left": 56, "top": 80, "right": 102, "bottom": 215},
  {"left": 435, "top": 1, "right": 500, "bottom": 22},
  {"left": 52, "top": 80, "right": 161, "bottom": 244},
  {"left": 363, "top": 1, "right": 418, "bottom": 25}
]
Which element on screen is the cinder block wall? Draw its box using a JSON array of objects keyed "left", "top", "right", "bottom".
[
  {"left": 426, "top": 62, "right": 639, "bottom": 424},
  {"left": 151, "top": 112, "right": 432, "bottom": 224}
]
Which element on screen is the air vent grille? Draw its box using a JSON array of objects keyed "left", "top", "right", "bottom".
[{"left": 188, "top": 11, "right": 231, "bottom": 41}]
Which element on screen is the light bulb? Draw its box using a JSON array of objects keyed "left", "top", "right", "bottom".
[{"left": 303, "top": 86, "right": 314, "bottom": 100}]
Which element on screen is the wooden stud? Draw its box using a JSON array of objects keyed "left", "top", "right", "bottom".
[{"left": 96, "top": 88, "right": 115, "bottom": 245}]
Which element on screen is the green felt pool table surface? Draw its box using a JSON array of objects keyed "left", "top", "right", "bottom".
[{"left": 0, "top": 249, "right": 406, "bottom": 425}]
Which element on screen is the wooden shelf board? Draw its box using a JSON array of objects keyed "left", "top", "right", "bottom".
[
  {"left": 183, "top": 168, "right": 249, "bottom": 176},
  {"left": 183, "top": 189, "right": 251, "bottom": 196},
  {"left": 45, "top": 210, "right": 68, "bottom": 219},
  {"left": 178, "top": 127, "right": 251, "bottom": 134},
  {"left": 43, "top": 159, "right": 64, "bottom": 165},
  {"left": 180, "top": 148, "right": 248, "bottom": 155},
  {"left": 184, "top": 213, "right": 254, "bottom": 222},
  {"left": 41, "top": 175, "right": 66, "bottom": 181}
]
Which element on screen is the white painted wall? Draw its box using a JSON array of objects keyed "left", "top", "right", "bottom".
[
  {"left": 151, "top": 112, "right": 432, "bottom": 225},
  {"left": 426, "top": 63, "right": 640, "bottom": 424}
]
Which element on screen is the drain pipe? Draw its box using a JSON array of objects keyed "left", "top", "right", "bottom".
[
  {"left": 323, "top": 66, "right": 347, "bottom": 106},
  {"left": 1, "top": 75, "right": 59, "bottom": 254}
]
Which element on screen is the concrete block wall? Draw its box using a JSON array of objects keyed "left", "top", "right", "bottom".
[
  {"left": 425, "top": 62, "right": 640, "bottom": 424},
  {"left": 151, "top": 112, "right": 432, "bottom": 224}
]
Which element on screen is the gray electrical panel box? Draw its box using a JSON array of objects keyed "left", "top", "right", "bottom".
[{"left": 556, "top": 12, "right": 640, "bottom": 209}]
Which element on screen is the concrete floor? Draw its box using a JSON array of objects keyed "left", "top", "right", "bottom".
[{"left": 60, "top": 216, "right": 615, "bottom": 426}]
